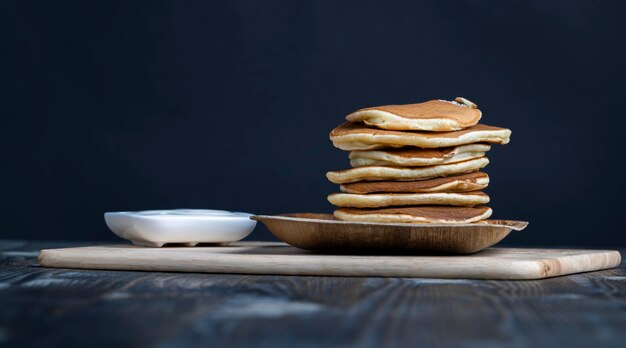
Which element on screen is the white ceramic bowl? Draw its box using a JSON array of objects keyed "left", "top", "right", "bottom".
[{"left": 104, "top": 209, "right": 257, "bottom": 247}]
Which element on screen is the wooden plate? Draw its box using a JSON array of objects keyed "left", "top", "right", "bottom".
[{"left": 251, "top": 214, "right": 528, "bottom": 254}]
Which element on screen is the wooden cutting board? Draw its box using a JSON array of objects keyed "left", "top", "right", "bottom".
[{"left": 38, "top": 242, "right": 621, "bottom": 280}]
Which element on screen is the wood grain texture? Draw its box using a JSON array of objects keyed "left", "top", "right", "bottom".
[
  {"left": 38, "top": 242, "right": 620, "bottom": 280},
  {"left": 2, "top": 240, "right": 626, "bottom": 348}
]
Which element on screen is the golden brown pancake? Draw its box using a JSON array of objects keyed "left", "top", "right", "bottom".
[
  {"left": 334, "top": 206, "right": 492, "bottom": 223},
  {"left": 328, "top": 191, "right": 489, "bottom": 208},
  {"left": 326, "top": 157, "right": 489, "bottom": 184},
  {"left": 330, "top": 123, "right": 511, "bottom": 151},
  {"left": 345, "top": 97, "right": 481, "bottom": 131},
  {"left": 349, "top": 143, "right": 490, "bottom": 167},
  {"left": 340, "top": 172, "right": 489, "bottom": 194}
]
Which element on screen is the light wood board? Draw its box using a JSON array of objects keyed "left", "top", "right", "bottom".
[{"left": 38, "top": 242, "right": 621, "bottom": 280}]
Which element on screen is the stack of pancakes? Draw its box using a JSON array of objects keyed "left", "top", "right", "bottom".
[{"left": 326, "top": 97, "right": 511, "bottom": 224}]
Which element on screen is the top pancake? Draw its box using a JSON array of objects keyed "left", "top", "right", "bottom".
[
  {"left": 330, "top": 122, "right": 511, "bottom": 151},
  {"left": 346, "top": 98, "right": 482, "bottom": 131}
]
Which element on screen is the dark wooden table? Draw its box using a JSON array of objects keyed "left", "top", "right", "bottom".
[{"left": 1, "top": 240, "right": 625, "bottom": 348}]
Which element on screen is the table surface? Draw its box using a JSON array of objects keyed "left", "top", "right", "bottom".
[{"left": 1, "top": 240, "right": 625, "bottom": 348}]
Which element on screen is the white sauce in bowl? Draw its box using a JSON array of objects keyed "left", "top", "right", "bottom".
[{"left": 104, "top": 209, "right": 257, "bottom": 247}]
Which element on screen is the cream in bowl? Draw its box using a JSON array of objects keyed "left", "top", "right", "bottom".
[{"left": 104, "top": 209, "right": 256, "bottom": 247}]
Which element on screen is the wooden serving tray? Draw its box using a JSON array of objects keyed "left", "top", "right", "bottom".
[{"left": 38, "top": 243, "right": 621, "bottom": 280}]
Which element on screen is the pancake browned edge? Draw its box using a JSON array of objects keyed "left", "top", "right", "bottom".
[
  {"left": 327, "top": 157, "right": 489, "bottom": 184},
  {"left": 340, "top": 172, "right": 489, "bottom": 194},
  {"left": 349, "top": 143, "right": 490, "bottom": 167},
  {"left": 330, "top": 122, "right": 511, "bottom": 151},
  {"left": 334, "top": 206, "right": 492, "bottom": 224},
  {"left": 345, "top": 97, "right": 481, "bottom": 131},
  {"left": 327, "top": 191, "right": 489, "bottom": 208}
]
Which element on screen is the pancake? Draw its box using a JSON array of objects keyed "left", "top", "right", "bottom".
[
  {"left": 340, "top": 172, "right": 489, "bottom": 194},
  {"left": 326, "top": 157, "right": 489, "bottom": 184},
  {"left": 334, "top": 206, "right": 493, "bottom": 224},
  {"left": 328, "top": 191, "right": 489, "bottom": 208},
  {"left": 330, "top": 123, "right": 511, "bottom": 151},
  {"left": 345, "top": 97, "right": 481, "bottom": 131},
  {"left": 349, "top": 144, "right": 490, "bottom": 167}
]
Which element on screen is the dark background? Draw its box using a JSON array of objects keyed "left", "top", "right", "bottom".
[{"left": 2, "top": 1, "right": 625, "bottom": 246}]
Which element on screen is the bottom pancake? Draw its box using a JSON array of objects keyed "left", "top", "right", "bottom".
[
  {"left": 328, "top": 191, "right": 489, "bottom": 208},
  {"left": 334, "top": 206, "right": 492, "bottom": 224}
]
